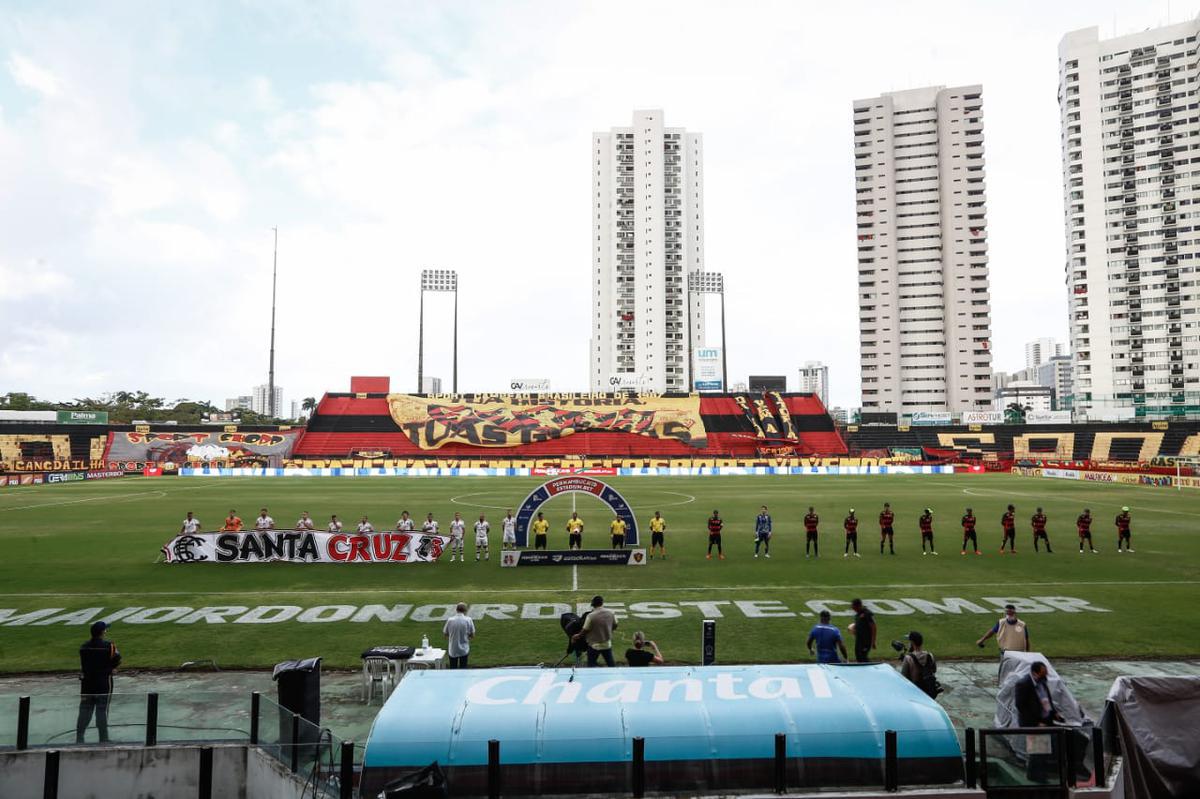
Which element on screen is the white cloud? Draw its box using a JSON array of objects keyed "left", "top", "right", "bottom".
[
  {"left": 7, "top": 53, "right": 61, "bottom": 97},
  {"left": 0, "top": 260, "right": 70, "bottom": 301},
  {"left": 1, "top": 0, "right": 1197, "bottom": 407}
]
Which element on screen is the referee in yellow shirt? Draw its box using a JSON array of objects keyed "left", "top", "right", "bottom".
[
  {"left": 648, "top": 511, "right": 667, "bottom": 559},
  {"left": 610, "top": 516, "right": 627, "bottom": 549},
  {"left": 566, "top": 512, "right": 584, "bottom": 550},
  {"left": 530, "top": 512, "right": 550, "bottom": 550}
]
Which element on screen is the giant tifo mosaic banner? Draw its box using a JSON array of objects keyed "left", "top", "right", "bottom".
[
  {"left": 105, "top": 429, "right": 302, "bottom": 467},
  {"left": 386, "top": 394, "right": 706, "bottom": 449}
]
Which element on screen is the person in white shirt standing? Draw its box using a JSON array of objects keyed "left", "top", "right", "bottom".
[
  {"left": 474, "top": 514, "right": 491, "bottom": 562},
  {"left": 442, "top": 603, "right": 475, "bottom": 669},
  {"left": 501, "top": 509, "right": 517, "bottom": 551},
  {"left": 396, "top": 511, "right": 415, "bottom": 532},
  {"left": 295, "top": 511, "right": 315, "bottom": 531},
  {"left": 255, "top": 509, "right": 274, "bottom": 531},
  {"left": 327, "top": 515, "right": 343, "bottom": 533},
  {"left": 180, "top": 512, "right": 201, "bottom": 535},
  {"left": 448, "top": 512, "right": 466, "bottom": 563},
  {"left": 356, "top": 516, "right": 375, "bottom": 535}
]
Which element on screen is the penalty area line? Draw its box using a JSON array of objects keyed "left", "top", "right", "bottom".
[{"left": 1, "top": 578, "right": 1196, "bottom": 599}]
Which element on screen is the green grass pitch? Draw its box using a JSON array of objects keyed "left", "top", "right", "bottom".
[{"left": 0, "top": 473, "right": 1195, "bottom": 672}]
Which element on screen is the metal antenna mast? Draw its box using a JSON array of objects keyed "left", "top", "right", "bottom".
[{"left": 268, "top": 226, "right": 278, "bottom": 418}]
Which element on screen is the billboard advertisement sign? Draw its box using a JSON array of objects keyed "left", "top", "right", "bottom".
[
  {"left": 509, "top": 379, "right": 551, "bottom": 392},
  {"left": 57, "top": 410, "right": 109, "bottom": 425},
  {"left": 910, "top": 412, "right": 953, "bottom": 426},
  {"left": 693, "top": 347, "right": 723, "bottom": 392},
  {"left": 1026, "top": 410, "right": 1072, "bottom": 424},
  {"left": 962, "top": 411, "right": 1004, "bottom": 425}
]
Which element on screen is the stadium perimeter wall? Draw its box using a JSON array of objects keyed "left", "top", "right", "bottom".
[{"left": 181, "top": 465, "right": 959, "bottom": 477}]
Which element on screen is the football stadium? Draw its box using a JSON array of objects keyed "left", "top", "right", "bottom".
[
  {"left": 5, "top": 3, "right": 1200, "bottom": 798},
  {"left": 3, "top": 382, "right": 1200, "bottom": 797}
]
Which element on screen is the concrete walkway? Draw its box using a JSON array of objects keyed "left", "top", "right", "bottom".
[{"left": 3, "top": 659, "right": 1197, "bottom": 755}]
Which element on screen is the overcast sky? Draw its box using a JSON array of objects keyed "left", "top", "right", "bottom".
[{"left": 0, "top": 0, "right": 1194, "bottom": 409}]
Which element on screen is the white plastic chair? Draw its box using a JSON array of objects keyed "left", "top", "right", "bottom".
[{"left": 362, "top": 656, "right": 394, "bottom": 704}]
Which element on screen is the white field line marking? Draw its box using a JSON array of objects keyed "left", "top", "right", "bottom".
[
  {"left": 2, "top": 579, "right": 1196, "bottom": 599},
  {"left": 0, "top": 479, "right": 226, "bottom": 513},
  {"left": 955, "top": 484, "right": 1200, "bottom": 517},
  {"left": 0, "top": 490, "right": 168, "bottom": 512},
  {"left": 572, "top": 565, "right": 578, "bottom": 591}
]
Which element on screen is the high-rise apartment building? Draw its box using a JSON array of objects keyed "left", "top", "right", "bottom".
[
  {"left": 1025, "top": 337, "right": 1067, "bottom": 371},
  {"left": 590, "top": 110, "right": 706, "bottom": 393},
  {"left": 798, "top": 361, "right": 830, "bottom": 407},
  {"left": 1060, "top": 24, "right": 1200, "bottom": 419},
  {"left": 252, "top": 384, "right": 283, "bottom": 417},
  {"left": 853, "top": 86, "right": 994, "bottom": 414}
]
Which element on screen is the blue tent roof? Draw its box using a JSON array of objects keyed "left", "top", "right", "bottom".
[{"left": 364, "top": 663, "right": 960, "bottom": 769}]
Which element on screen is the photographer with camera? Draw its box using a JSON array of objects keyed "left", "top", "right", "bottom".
[
  {"left": 625, "top": 631, "right": 664, "bottom": 666},
  {"left": 896, "top": 631, "right": 941, "bottom": 700}
]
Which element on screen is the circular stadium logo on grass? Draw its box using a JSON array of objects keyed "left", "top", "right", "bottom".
[{"left": 514, "top": 477, "right": 638, "bottom": 546}]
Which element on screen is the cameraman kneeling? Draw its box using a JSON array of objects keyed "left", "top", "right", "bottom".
[{"left": 898, "top": 631, "right": 941, "bottom": 699}]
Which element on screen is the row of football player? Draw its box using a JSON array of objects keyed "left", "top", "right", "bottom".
[
  {"left": 178, "top": 502, "right": 1138, "bottom": 558},
  {"left": 733, "top": 504, "right": 1138, "bottom": 558}
]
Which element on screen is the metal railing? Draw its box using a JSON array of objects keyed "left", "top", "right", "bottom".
[{"left": 3, "top": 691, "right": 361, "bottom": 799}]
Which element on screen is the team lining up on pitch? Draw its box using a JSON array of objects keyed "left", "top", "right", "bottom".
[{"left": 180, "top": 503, "right": 1140, "bottom": 561}]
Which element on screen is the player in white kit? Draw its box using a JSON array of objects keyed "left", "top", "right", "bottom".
[
  {"left": 448, "top": 512, "right": 466, "bottom": 562},
  {"left": 180, "top": 512, "right": 201, "bottom": 535},
  {"left": 327, "top": 515, "right": 343, "bottom": 533},
  {"left": 295, "top": 512, "right": 315, "bottom": 531},
  {"left": 474, "top": 514, "right": 491, "bottom": 562},
  {"left": 501, "top": 509, "right": 517, "bottom": 551},
  {"left": 396, "top": 511, "right": 415, "bottom": 532},
  {"left": 420, "top": 513, "right": 440, "bottom": 563},
  {"left": 255, "top": 509, "right": 275, "bottom": 530},
  {"left": 356, "top": 516, "right": 375, "bottom": 534}
]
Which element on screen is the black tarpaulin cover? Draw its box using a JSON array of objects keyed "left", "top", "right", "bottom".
[{"left": 1107, "top": 676, "right": 1200, "bottom": 799}]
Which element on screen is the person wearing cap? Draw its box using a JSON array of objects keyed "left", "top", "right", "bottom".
[
  {"left": 76, "top": 620, "right": 121, "bottom": 743},
  {"left": 919, "top": 508, "right": 937, "bottom": 555},
  {"left": 806, "top": 610, "right": 848, "bottom": 663},
  {"left": 1115, "top": 507, "right": 1134, "bottom": 553},
  {"left": 573, "top": 595, "right": 618, "bottom": 667},
  {"left": 976, "top": 604, "right": 1030, "bottom": 656},
  {"left": 843, "top": 509, "right": 860, "bottom": 558}
]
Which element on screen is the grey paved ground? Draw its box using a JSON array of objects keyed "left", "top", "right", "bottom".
[{"left": 3, "top": 659, "right": 1198, "bottom": 755}]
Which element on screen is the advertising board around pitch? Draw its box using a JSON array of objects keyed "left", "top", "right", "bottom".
[{"left": 500, "top": 549, "right": 647, "bottom": 567}]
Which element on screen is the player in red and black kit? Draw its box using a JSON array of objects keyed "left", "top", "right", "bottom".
[
  {"left": 1076, "top": 508, "right": 1098, "bottom": 554},
  {"left": 961, "top": 508, "right": 981, "bottom": 555},
  {"left": 804, "top": 506, "right": 820, "bottom": 558},
  {"left": 999, "top": 504, "right": 1017, "bottom": 554},
  {"left": 879, "top": 502, "right": 895, "bottom": 555},
  {"left": 1031, "top": 507, "right": 1053, "bottom": 553},
  {"left": 919, "top": 508, "right": 937, "bottom": 555},
  {"left": 843, "top": 509, "right": 860, "bottom": 558},
  {"left": 706, "top": 510, "right": 725, "bottom": 560},
  {"left": 1115, "top": 507, "right": 1134, "bottom": 553}
]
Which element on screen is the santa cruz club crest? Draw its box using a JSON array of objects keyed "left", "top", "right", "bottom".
[{"left": 169, "top": 535, "right": 209, "bottom": 563}]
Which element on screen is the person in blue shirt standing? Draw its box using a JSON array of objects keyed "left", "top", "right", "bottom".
[
  {"left": 806, "top": 610, "right": 849, "bottom": 663},
  {"left": 753, "top": 505, "right": 773, "bottom": 559}
]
